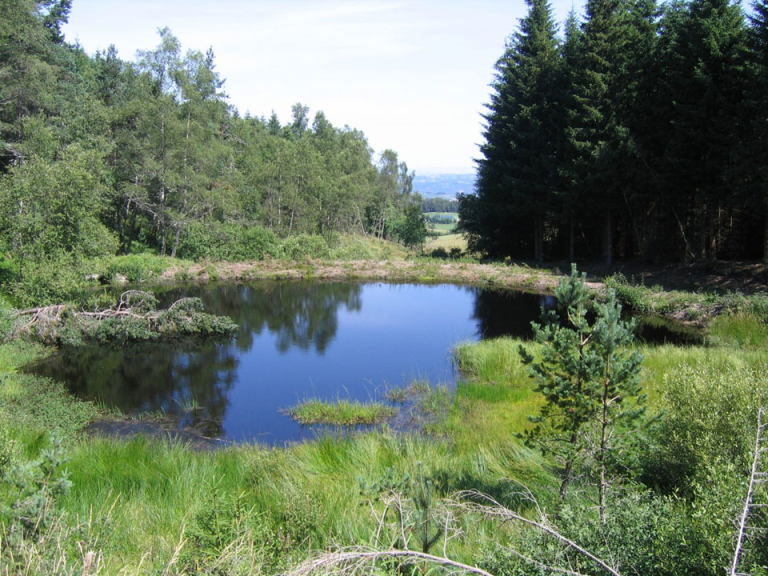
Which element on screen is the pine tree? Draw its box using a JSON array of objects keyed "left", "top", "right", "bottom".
[{"left": 520, "top": 265, "right": 645, "bottom": 520}]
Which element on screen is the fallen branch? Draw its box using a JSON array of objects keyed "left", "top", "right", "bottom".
[
  {"left": 453, "top": 489, "right": 623, "bottom": 576},
  {"left": 12, "top": 292, "right": 236, "bottom": 344},
  {"left": 287, "top": 547, "right": 494, "bottom": 576}
]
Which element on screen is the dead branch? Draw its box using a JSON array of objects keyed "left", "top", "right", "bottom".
[
  {"left": 453, "top": 489, "right": 623, "bottom": 576},
  {"left": 287, "top": 547, "right": 495, "bottom": 576},
  {"left": 730, "top": 407, "right": 766, "bottom": 576},
  {"left": 11, "top": 292, "right": 202, "bottom": 341}
]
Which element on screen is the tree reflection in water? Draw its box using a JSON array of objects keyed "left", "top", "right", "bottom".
[
  {"left": 32, "top": 282, "right": 365, "bottom": 437},
  {"left": 34, "top": 282, "right": 677, "bottom": 443}
]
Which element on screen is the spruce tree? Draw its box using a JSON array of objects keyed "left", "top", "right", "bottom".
[
  {"left": 662, "top": 0, "right": 750, "bottom": 261},
  {"left": 567, "top": 0, "right": 634, "bottom": 266},
  {"left": 466, "top": 0, "right": 562, "bottom": 260},
  {"left": 749, "top": 0, "right": 768, "bottom": 261}
]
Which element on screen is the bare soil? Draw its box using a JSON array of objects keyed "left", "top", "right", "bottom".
[{"left": 164, "top": 258, "right": 768, "bottom": 294}]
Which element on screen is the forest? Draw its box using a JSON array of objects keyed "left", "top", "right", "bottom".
[
  {"left": 462, "top": 0, "right": 768, "bottom": 265},
  {"left": 0, "top": 0, "right": 426, "bottom": 303}
]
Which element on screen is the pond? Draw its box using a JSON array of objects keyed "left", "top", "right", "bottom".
[{"left": 30, "top": 282, "right": 698, "bottom": 445}]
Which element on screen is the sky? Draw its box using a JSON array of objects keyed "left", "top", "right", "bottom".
[{"left": 63, "top": 0, "right": 584, "bottom": 175}]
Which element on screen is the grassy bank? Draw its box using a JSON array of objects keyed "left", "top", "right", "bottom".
[
  {"left": 3, "top": 251, "right": 768, "bottom": 573},
  {"left": 2, "top": 318, "right": 766, "bottom": 574}
]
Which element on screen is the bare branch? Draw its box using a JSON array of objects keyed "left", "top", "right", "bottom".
[
  {"left": 287, "top": 547, "right": 495, "bottom": 576},
  {"left": 730, "top": 407, "right": 766, "bottom": 576},
  {"left": 454, "top": 490, "right": 623, "bottom": 576}
]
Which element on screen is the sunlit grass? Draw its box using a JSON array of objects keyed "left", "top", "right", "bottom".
[
  {"left": 426, "top": 233, "right": 467, "bottom": 252},
  {"left": 55, "top": 429, "right": 555, "bottom": 573},
  {"left": 707, "top": 313, "right": 768, "bottom": 348},
  {"left": 287, "top": 399, "right": 396, "bottom": 425}
]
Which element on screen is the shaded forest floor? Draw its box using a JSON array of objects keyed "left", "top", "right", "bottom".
[{"left": 574, "top": 260, "right": 768, "bottom": 295}]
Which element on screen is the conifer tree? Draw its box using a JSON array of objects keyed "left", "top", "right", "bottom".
[
  {"left": 749, "top": 0, "right": 768, "bottom": 261},
  {"left": 567, "top": 0, "right": 633, "bottom": 266},
  {"left": 520, "top": 265, "right": 645, "bottom": 520},
  {"left": 464, "top": 0, "right": 562, "bottom": 260},
  {"left": 662, "top": 0, "right": 749, "bottom": 261}
]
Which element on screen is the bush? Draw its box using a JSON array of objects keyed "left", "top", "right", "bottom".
[
  {"left": 0, "top": 297, "right": 13, "bottom": 343},
  {"left": 177, "top": 222, "right": 280, "bottom": 262},
  {"left": 329, "top": 238, "right": 375, "bottom": 260},
  {"left": 642, "top": 363, "right": 768, "bottom": 493},
  {"left": 278, "top": 234, "right": 331, "bottom": 260},
  {"left": 8, "top": 258, "right": 92, "bottom": 307},
  {"left": 105, "top": 253, "right": 171, "bottom": 283}
]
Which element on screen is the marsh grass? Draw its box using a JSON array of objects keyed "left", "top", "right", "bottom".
[
  {"left": 707, "top": 313, "right": 768, "bottom": 348},
  {"left": 288, "top": 399, "right": 397, "bottom": 426},
  {"left": 52, "top": 431, "right": 551, "bottom": 574},
  {"left": 0, "top": 342, "right": 97, "bottom": 439}
]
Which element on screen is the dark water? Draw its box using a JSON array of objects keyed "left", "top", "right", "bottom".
[{"left": 30, "top": 282, "right": 697, "bottom": 445}]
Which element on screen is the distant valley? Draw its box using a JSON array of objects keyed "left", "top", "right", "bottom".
[{"left": 413, "top": 173, "right": 476, "bottom": 199}]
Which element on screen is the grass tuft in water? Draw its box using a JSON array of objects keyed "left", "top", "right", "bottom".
[{"left": 288, "top": 399, "right": 396, "bottom": 426}]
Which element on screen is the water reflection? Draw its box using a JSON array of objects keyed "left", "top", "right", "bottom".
[
  {"left": 29, "top": 282, "right": 698, "bottom": 444},
  {"left": 43, "top": 341, "right": 236, "bottom": 437},
  {"left": 472, "top": 289, "right": 554, "bottom": 339},
  {"left": 155, "top": 283, "right": 362, "bottom": 355}
]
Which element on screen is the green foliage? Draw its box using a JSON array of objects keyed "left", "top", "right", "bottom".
[
  {"left": 388, "top": 203, "right": 428, "bottom": 249},
  {"left": 6, "top": 256, "right": 93, "bottom": 308},
  {"left": 279, "top": 234, "right": 332, "bottom": 260},
  {"left": 0, "top": 297, "right": 13, "bottom": 343},
  {"left": 177, "top": 222, "right": 280, "bottom": 262},
  {"left": 642, "top": 362, "right": 768, "bottom": 493},
  {"left": 520, "top": 265, "right": 645, "bottom": 503},
  {"left": 288, "top": 399, "right": 396, "bottom": 426},
  {"left": 104, "top": 253, "right": 175, "bottom": 283},
  {"left": 0, "top": 435, "right": 71, "bottom": 540}
]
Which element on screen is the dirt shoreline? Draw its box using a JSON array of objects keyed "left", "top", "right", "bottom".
[
  {"left": 161, "top": 259, "right": 603, "bottom": 294},
  {"left": 161, "top": 258, "right": 768, "bottom": 294}
]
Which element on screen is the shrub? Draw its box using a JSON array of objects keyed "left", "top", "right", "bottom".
[
  {"left": 105, "top": 253, "right": 171, "bottom": 283},
  {"left": 177, "top": 222, "right": 280, "bottom": 262},
  {"left": 278, "top": 234, "right": 331, "bottom": 260},
  {"left": 642, "top": 363, "right": 768, "bottom": 493},
  {"left": 0, "top": 297, "right": 13, "bottom": 343},
  {"left": 8, "top": 258, "right": 92, "bottom": 307}
]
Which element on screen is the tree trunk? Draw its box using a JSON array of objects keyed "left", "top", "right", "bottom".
[
  {"left": 764, "top": 205, "right": 768, "bottom": 264},
  {"left": 534, "top": 216, "right": 544, "bottom": 263},
  {"left": 569, "top": 216, "right": 575, "bottom": 264},
  {"left": 603, "top": 210, "right": 613, "bottom": 266},
  {"left": 170, "top": 226, "right": 180, "bottom": 259}
]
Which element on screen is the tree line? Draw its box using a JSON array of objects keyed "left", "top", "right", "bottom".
[
  {"left": 421, "top": 198, "right": 459, "bottom": 213},
  {"left": 0, "top": 0, "right": 426, "bottom": 283},
  {"left": 460, "top": 0, "right": 768, "bottom": 264}
]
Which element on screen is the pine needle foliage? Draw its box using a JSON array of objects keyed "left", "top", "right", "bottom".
[{"left": 519, "top": 265, "right": 645, "bottom": 516}]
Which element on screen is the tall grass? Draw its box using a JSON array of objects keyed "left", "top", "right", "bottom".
[
  {"left": 55, "top": 431, "right": 552, "bottom": 574},
  {"left": 287, "top": 399, "right": 396, "bottom": 425}
]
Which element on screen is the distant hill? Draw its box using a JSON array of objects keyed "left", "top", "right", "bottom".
[{"left": 413, "top": 173, "right": 476, "bottom": 200}]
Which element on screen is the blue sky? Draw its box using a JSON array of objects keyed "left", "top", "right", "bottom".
[{"left": 63, "top": 1, "right": 584, "bottom": 175}]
